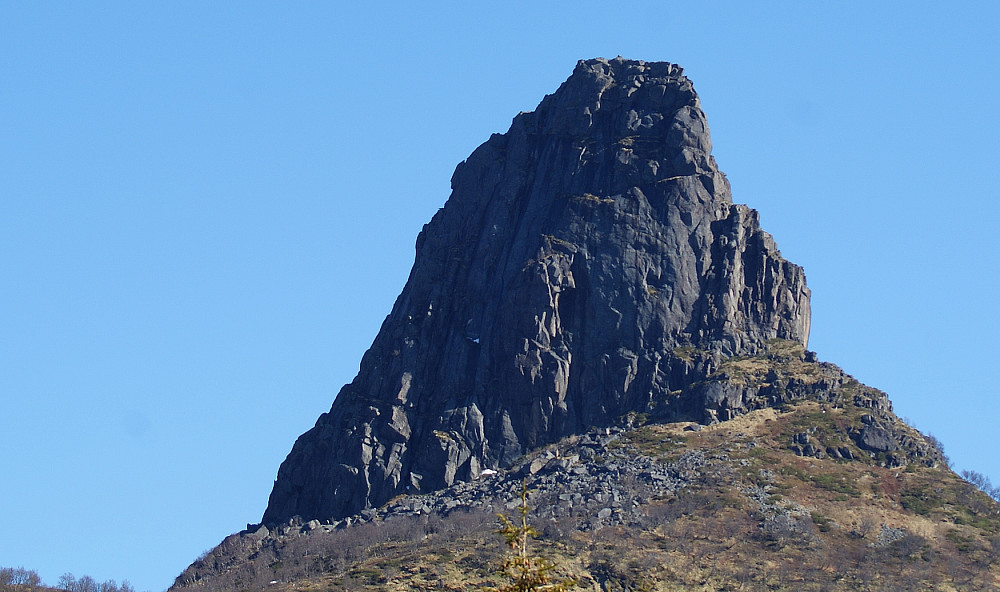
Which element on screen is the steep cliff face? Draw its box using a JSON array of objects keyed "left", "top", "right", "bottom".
[{"left": 262, "top": 58, "right": 811, "bottom": 525}]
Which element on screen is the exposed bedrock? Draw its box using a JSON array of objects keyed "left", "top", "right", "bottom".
[{"left": 262, "top": 57, "right": 811, "bottom": 525}]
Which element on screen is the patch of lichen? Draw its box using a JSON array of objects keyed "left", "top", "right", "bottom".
[
  {"left": 671, "top": 346, "right": 697, "bottom": 362},
  {"left": 619, "top": 424, "right": 689, "bottom": 461},
  {"left": 565, "top": 191, "right": 616, "bottom": 206},
  {"left": 777, "top": 402, "right": 864, "bottom": 456},
  {"left": 707, "top": 339, "right": 823, "bottom": 390}
]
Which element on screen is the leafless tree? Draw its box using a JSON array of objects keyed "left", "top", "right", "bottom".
[
  {"left": 961, "top": 469, "right": 1000, "bottom": 501},
  {"left": 54, "top": 572, "right": 134, "bottom": 592},
  {"left": 0, "top": 567, "right": 41, "bottom": 592}
]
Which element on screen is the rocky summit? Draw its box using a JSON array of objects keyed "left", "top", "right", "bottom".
[
  {"left": 262, "top": 57, "right": 817, "bottom": 526},
  {"left": 172, "top": 59, "right": 1000, "bottom": 592}
]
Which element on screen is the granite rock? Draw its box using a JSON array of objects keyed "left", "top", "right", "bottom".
[{"left": 262, "top": 58, "right": 811, "bottom": 526}]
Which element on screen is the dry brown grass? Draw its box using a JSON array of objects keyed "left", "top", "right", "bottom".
[{"left": 174, "top": 397, "right": 1000, "bottom": 592}]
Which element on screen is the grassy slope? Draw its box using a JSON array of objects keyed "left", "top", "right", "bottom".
[
  {"left": 172, "top": 342, "right": 1000, "bottom": 591},
  {"left": 174, "top": 403, "right": 1000, "bottom": 591}
]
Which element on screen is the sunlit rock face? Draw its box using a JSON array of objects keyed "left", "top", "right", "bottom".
[{"left": 261, "top": 57, "right": 811, "bottom": 526}]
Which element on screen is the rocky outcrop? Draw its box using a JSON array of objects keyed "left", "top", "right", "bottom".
[
  {"left": 261, "top": 58, "right": 811, "bottom": 526},
  {"left": 179, "top": 425, "right": 714, "bottom": 590},
  {"left": 180, "top": 368, "right": 946, "bottom": 591}
]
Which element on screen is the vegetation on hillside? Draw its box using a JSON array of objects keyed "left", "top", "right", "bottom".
[
  {"left": 168, "top": 394, "right": 1000, "bottom": 591},
  {"left": 491, "top": 482, "right": 575, "bottom": 592},
  {"left": 159, "top": 341, "right": 1000, "bottom": 590},
  {"left": 0, "top": 569, "right": 135, "bottom": 592}
]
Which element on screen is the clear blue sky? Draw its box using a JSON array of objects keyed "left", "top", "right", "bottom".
[{"left": 2, "top": 3, "right": 998, "bottom": 590}]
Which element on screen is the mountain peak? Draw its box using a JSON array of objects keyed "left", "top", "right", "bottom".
[
  {"left": 474, "top": 57, "right": 720, "bottom": 204},
  {"left": 261, "top": 60, "right": 811, "bottom": 526}
]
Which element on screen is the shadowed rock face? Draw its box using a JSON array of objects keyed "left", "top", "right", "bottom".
[{"left": 261, "top": 58, "right": 811, "bottom": 526}]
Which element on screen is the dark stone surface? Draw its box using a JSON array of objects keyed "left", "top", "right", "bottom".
[
  {"left": 261, "top": 58, "right": 812, "bottom": 526},
  {"left": 859, "top": 425, "right": 898, "bottom": 452}
]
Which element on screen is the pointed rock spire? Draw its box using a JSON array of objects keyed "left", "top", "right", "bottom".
[{"left": 261, "top": 58, "right": 810, "bottom": 525}]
